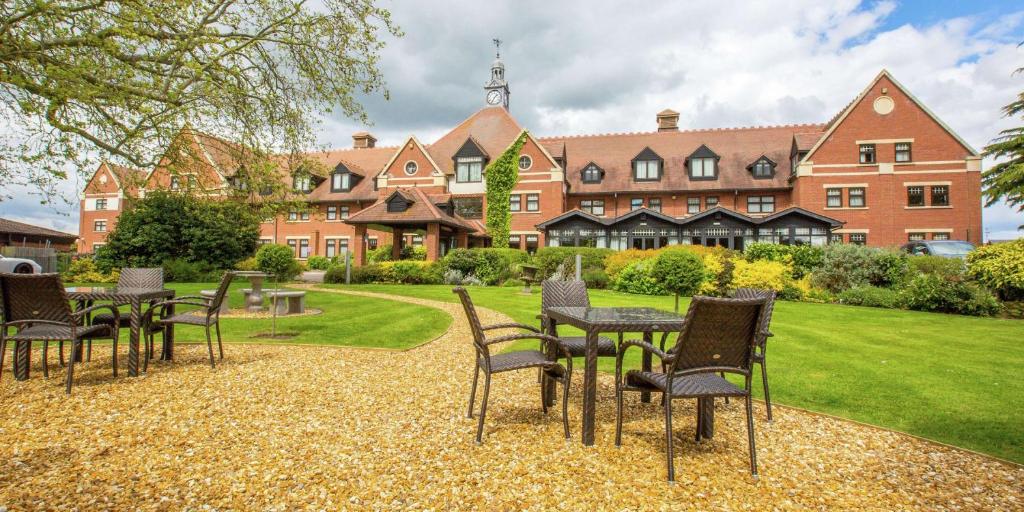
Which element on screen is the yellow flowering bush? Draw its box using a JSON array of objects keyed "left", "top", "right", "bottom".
[{"left": 730, "top": 259, "right": 792, "bottom": 292}]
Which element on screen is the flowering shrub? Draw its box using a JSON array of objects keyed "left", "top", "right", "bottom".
[
  {"left": 967, "top": 239, "right": 1024, "bottom": 300},
  {"left": 730, "top": 259, "right": 791, "bottom": 292},
  {"left": 612, "top": 260, "right": 666, "bottom": 295}
]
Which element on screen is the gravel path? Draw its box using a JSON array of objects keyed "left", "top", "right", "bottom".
[{"left": 1, "top": 288, "right": 1020, "bottom": 511}]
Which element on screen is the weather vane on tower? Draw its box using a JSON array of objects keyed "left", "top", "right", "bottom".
[
  {"left": 485, "top": 37, "right": 509, "bottom": 109},
  {"left": 493, "top": 38, "right": 502, "bottom": 59}
]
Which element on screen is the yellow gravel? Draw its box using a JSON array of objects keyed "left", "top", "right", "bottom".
[{"left": 1, "top": 289, "right": 1021, "bottom": 511}]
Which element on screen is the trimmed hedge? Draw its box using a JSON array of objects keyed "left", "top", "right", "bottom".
[
  {"left": 837, "top": 285, "right": 899, "bottom": 308},
  {"left": 534, "top": 247, "right": 613, "bottom": 280}
]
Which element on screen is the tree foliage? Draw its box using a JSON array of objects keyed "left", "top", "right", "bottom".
[
  {"left": 0, "top": 0, "right": 400, "bottom": 202},
  {"left": 484, "top": 131, "right": 528, "bottom": 248},
  {"left": 95, "top": 191, "right": 260, "bottom": 270},
  {"left": 255, "top": 243, "right": 300, "bottom": 280},
  {"left": 982, "top": 54, "right": 1024, "bottom": 228},
  {"left": 652, "top": 250, "right": 705, "bottom": 311}
]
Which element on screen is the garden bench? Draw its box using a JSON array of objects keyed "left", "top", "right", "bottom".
[
  {"left": 200, "top": 289, "right": 232, "bottom": 314},
  {"left": 265, "top": 290, "right": 306, "bottom": 315}
]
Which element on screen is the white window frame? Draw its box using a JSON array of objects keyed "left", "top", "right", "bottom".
[{"left": 456, "top": 157, "right": 483, "bottom": 183}]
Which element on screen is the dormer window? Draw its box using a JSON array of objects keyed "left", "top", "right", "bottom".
[
  {"left": 749, "top": 156, "right": 776, "bottom": 179},
  {"left": 293, "top": 173, "right": 312, "bottom": 192},
  {"left": 456, "top": 157, "right": 483, "bottom": 183},
  {"left": 632, "top": 147, "right": 663, "bottom": 182},
  {"left": 581, "top": 163, "right": 603, "bottom": 184},
  {"left": 332, "top": 172, "right": 351, "bottom": 192},
  {"left": 687, "top": 145, "right": 719, "bottom": 180}
]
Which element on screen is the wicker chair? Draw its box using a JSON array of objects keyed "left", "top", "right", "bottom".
[
  {"left": 143, "top": 271, "right": 234, "bottom": 369},
  {"left": 732, "top": 288, "right": 777, "bottom": 421},
  {"left": 87, "top": 267, "right": 166, "bottom": 363},
  {"left": 539, "top": 280, "right": 619, "bottom": 357},
  {"left": 0, "top": 273, "right": 120, "bottom": 394},
  {"left": 614, "top": 295, "right": 769, "bottom": 481},
  {"left": 453, "top": 286, "right": 573, "bottom": 443}
]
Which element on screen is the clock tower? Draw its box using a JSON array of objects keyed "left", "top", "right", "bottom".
[{"left": 484, "top": 38, "right": 509, "bottom": 110}]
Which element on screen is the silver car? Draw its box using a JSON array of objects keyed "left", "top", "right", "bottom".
[
  {"left": 900, "top": 240, "right": 975, "bottom": 259},
  {"left": 0, "top": 254, "right": 43, "bottom": 273}
]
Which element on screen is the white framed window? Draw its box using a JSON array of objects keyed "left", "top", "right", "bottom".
[
  {"left": 932, "top": 232, "right": 950, "bottom": 241},
  {"left": 95, "top": 198, "right": 108, "bottom": 210},
  {"left": 582, "top": 164, "right": 602, "bottom": 183},
  {"left": 327, "top": 206, "right": 338, "bottom": 220},
  {"left": 908, "top": 233, "right": 926, "bottom": 242},
  {"left": 340, "top": 205, "right": 350, "bottom": 219},
  {"left": 630, "top": 198, "right": 643, "bottom": 211},
  {"left": 332, "top": 172, "right": 351, "bottom": 192},
  {"left": 404, "top": 161, "right": 418, "bottom": 175},
  {"left": 648, "top": 198, "right": 662, "bottom": 212},
  {"left": 510, "top": 194, "right": 521, "bottom": 212},
  {"left": 456, "top": 157, "right": 483, "bottom": 183},
  {"left": 859, "top": 144, "right": 876, "bottom": 164},
  {"left": 687, "top": 197, "right": 700, "bottom": 214},
  {"left": 293, "top": 174, "right": 312, "bottom": 192},
  {"left": 907, "top": 187, "right": 924, "bottom": 207},
  {"left": 705, "top": 196, "right": 719, "bottom": 209},
  {"left": 518, "top": 155, "right": 532, "bottom": 170},
  {"left": 581, "top": 199, "right": 604, "bottom": 216},
  {"left": 752, "top": 160, "right": 773, "bottom": 178},
  {"left": 931, "top": 186, "right": 949, "bottom": 206},
  {"left": 849, "top": 233, "right": 867, "bottom": 245}
]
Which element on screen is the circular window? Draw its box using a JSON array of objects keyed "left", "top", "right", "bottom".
[
  {"left": 404, "top": 161, "right": 418, "bottom": 175},
  {"left": 518, "top": 155, "right": 532, "bottom": 171},
  {"left": 873, "top": 96, "right": 895, "bottom": 115}
]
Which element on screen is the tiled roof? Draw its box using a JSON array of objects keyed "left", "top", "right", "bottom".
[
  {"left": 426, "top": 107, "right": 524, "bottom": 174},
  {"left": 0, "top": 218, "right": 78, "bottom": 241},
  {"left": 794, "top": 131, "right": 824, "bottom": 152},
  {"left": 540, "top": 124, "right": 825, "bottom": 193},
  {"left": 344, "top": 187, "right": 477, "bottom": 231},
  {"left": 303, "top": 146, "right": 396, "bottom": 202},
  {"left": 104, "top": 162, "right": 148, "bottom": 195}
]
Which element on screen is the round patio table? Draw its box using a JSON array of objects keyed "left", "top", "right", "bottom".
[{"left": 234, "top": 271, "right": 269, "bottom": 312}]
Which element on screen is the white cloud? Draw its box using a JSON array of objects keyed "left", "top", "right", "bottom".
[{"left": 4, "top": 0, "right": 1023, "bottom": 239}]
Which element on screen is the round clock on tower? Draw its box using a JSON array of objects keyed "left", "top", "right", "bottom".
[{"left": 484, "top": 38, "right": 510, "bottom": 109}]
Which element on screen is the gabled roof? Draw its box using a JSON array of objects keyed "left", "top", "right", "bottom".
[
  {"left": 90, "top": 161, "right": 147, "bottom": 196},
  {"left": 793, "top": 132, "right": 823, "bottom": 152},
  {"left": 378, "top": 136, "right": 444, "bottom": 178},
  {"left": 544, "top": 124, "right": 821, "bottom": 193},
  {"left": 535, "top": 209, "right": 608, "bottom": 229},
  {"left": 0, "top": 218, "right": 78, "bottom": 241},
  {"left": 427, "top": 107, "right": 525, "bottom": 174},
  {"left": 756, "top": 207, "right": 845, "bottom": 227},
  {"left": 612, "top": 207, "right": 678, "bottom": 225},
  {"left": 681, "top": 206, "right": 754, "bottom": 225},
  {"left": 802, "top": 70, "right": 978, "bottom": 163},
  {"left": 304, "top": 146, "right": 396, "bottom": 202},
  {"left": 344, "top": 187, "right": 477, "bottom": 231}
]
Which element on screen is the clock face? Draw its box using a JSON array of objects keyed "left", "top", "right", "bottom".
[{"left": 486, "top": 89, "right": 502, "bottom": 105}]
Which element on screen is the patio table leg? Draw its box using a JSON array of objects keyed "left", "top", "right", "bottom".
[
  {"left": 640, "top": 331, "right": 653, "bottom": 403},
  {"left": 128, "top": 299, "right": 141, "bottom": 376},
  {"left": 13, "top": 339, "right": 30, "bottom": 380},
  {"left": 542, "top": 318, "right": 557, "bottom": 408},
  {"left": 697, "top": 397, "right": 715, "bottom": 439},
  {"left": 72, "top": 299, "right": 86, "bottom": 363},
  {"left": 581, "top": 328, "right": 598, "bottom": 446}
]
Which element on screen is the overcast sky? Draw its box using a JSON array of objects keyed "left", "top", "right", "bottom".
[{"left": 2, "top": 0, "right": 1023, "bottom": 239}]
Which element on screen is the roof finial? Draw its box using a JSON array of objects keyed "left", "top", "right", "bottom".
[{"left": 493, "top": 38, "right": 502, "bottom": 59}]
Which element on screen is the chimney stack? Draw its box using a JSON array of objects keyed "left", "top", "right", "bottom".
[
  {"left": 656, "top": 109, "right": 680, "bottom": 132},
  {"left": 352, "top": 131, "right": 377, "bottom": 149}
]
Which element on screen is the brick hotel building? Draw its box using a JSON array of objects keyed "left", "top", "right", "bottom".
[{"left": 79, "top": 56, "right": 982, "bottom": 264}]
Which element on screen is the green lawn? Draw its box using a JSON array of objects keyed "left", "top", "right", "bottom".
[
  {"left": 320, "top": 283, "right": 1024, "bottom": 464},
  {"left": 71, "top": 282, "right": 451, "bottom": 350}
]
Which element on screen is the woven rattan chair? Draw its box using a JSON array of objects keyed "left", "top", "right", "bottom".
[
  {"left": 614, "top": 295, "right": 769, "bottom": 481},
  {"left": 732, "top": 288, "right": 777, "bottom": 421},
  {"left": 87, "top": 268, "right": 165, "bottom": 363},
  {"left": 453, "top": 286, "right": 573, "bottom": 443},
  {"left": 539, "top": 280, "right": 619, "bottom": 357},
  {"left": 0, "top": 273, "right": 120, "bottom": 394},
  {"left": 143, "top": 271, "right": 234, "bottom": 369}
]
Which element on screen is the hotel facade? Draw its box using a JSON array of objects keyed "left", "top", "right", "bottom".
[{"left": 79, "top": 58, "right": 983, "bottom": 264}]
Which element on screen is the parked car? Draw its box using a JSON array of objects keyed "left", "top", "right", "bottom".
[
  {"left": 900, "top": 240, "right": 975, "bottom": 259},
  {"left": 0, "top": 254, "right": 43, "bottom": 273}
]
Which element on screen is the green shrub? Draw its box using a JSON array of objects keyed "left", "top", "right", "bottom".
[
  {"left": 235, "top": 257, "right": 258, "bottom": 271},
  {"left": 535, "top": 247, "right": 613, "bottom": 280},
  {"left": 502, "top": 278, "right": 526, "bottom": 287},
  {"left": 161, "top": 258, "right": 217, "bottom": 282},
  {"left": 323, "top": 265, "right": 349, "bottom": 284},
  {"left": 967, "top": 239, "right": 1024, "bottom": 300},
  {"left": 306, "top": 255, "right": 331, "bottom": 270},
  {"left": 898, "top": 274, "right": 1001, "bottom": 316},
  {"left": 582, "top": 269, "right": 609, "bottom": 289},
  {"left": 440, "top": 248, "right": 530, "bottom": 285},
  {"left": 731, "top": 259, "right": 792, "bottom": 292},
  {"left": 603, "top": 249, "right": 658, "bottom": 281},
  {"left": 909, "top": 255, "right": 966, "bottom": 277},
  {"left": 612, "top": 260, "right": 666, "bottom": 295},
  {"left": 380, "top": 261, "right": 442, "bottom": 284},
  {"left": 652, "top": 250, "right": 704, "bottom": 310},
  {"left": 350, "top": 264, "right": 387, "bottom": 284},
  {"left": 367, "top": 244, "right": 393, "bottom": 263},
  {"left": 801, "top": 287, "right": 836, "bottom": 304},
  {"left": 401, "top": 245, "right": 428, "bottom": 261},
  {"left": 744, "top": 243, "right": 824, "bottom": 279},
  {"left": 811, "top": 244, "right": 911, "bottom": 293},
  {"left": 255, "top": 244, "right": 301, "bottom": 281},
  {"left": 837, "top": 286, "right": 900, "bottom": 308},
  {"left": 62, "top": 257, "right": 119, "bottom": 283}
]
